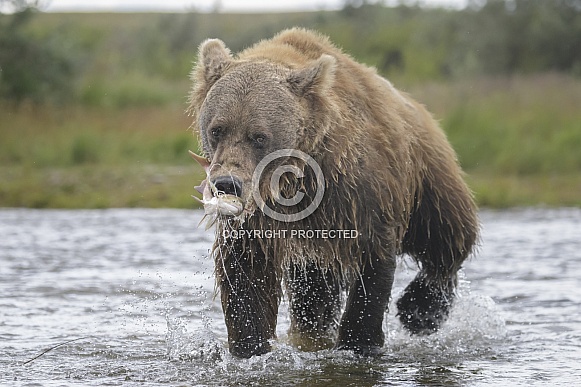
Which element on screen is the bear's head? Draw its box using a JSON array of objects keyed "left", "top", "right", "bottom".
[{"left": 189, "top": 39, "right": 336, "bottom": 219}]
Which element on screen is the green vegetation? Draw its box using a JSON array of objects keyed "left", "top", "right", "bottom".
[
  {"left": 409, "top": 73, "right": 581, "bottom": 207},
  {"left": 0, "top": 105, "right": 194, "bottom": 166},
  {"left": 0, "top": 165, "right": 200, "bottom": 208},
  {"left": 409, "top": 74, "right": 581, "bottom": 176},
  {"left": 1, "top": 0, "right": 580, "bottom": 208},
  {"left": 0, "top": 104, "right": 204, "bottom": 208}
]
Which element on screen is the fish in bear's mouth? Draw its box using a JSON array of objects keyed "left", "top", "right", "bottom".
[{"left": 190, "top": 150, "right": 245, "bottom": 218}]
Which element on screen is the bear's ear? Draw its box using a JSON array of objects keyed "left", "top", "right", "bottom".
[
  {"left": 197, "top": 38, "right": 232, "bottom": 86},
  {"left": 287, "top": 54, "right": 336, "bottom": 97}
]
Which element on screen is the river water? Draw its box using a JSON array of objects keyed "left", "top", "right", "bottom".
[{"left": 1, "top": 208, "right": 580, "bottom": 386}]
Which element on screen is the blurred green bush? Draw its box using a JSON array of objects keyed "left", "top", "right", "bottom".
[{"left": 2, "top": 0, "right": 581, "bottom": 105}]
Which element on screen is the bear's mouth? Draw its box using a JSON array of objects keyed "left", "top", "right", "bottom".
[
  {"left": 195, "top": 178, "right": 245, "bottom": 217},
  {"left": 190, "top": 150, "right": 246, "bottom": 218}
]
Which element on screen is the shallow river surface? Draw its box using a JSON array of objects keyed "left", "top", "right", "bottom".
[{"left": 1, "top": 208, "right": 580, "bottom": 386}]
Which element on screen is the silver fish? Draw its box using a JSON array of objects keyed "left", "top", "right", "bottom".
[{"left": 189, "top": 150, "right": 244, "bottom": 220}]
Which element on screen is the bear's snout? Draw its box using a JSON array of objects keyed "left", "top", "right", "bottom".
[{"left": 212, "top": 175, "right": 243, "bottom": 198}]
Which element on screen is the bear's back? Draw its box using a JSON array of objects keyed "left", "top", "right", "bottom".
[{"left": 239, "top": 28, "right": 417, "bottom": 132}]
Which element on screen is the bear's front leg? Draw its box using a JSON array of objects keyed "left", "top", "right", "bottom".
[
  {"left": 336, "top": 252, "right": 395, "bottom": 356},
  {"left": 216, "top": 237, "right": 281, "bottom": 358},
  {"left": 286, "top": 263, "right": 342, "bottom": 351}
]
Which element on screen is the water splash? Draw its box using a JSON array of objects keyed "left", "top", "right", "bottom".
[
  {"left": 165, "top": 316, "right": 225, "bottom": 363},
  {"left": 387, "top": 272, "right": 507, "bottom": 362},
  {"left": 163, "top": 273, "right": 507, "bottom": 386}
]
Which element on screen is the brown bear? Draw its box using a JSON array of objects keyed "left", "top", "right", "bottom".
[{"left": 187, "top": 28, "right": 479, "bottom": 358}]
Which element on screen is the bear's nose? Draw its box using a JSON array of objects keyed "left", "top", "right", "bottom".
[{"left": 212, "top": 176, "right": 243, "bottom": 197}]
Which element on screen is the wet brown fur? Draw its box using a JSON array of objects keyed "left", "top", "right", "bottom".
[{"left": 188, "top": 28, "right": 479, "bottom": 357}]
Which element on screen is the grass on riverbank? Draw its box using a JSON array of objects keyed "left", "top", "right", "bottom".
[
  {"left": 0, "top": 104, "right": 195, "bottom": 167},
  {"left": 467, "top": 174, "right": 581, "bottom": 208},
  {"left": 409, "top": 73, "right": 581, "bottom": 176},
  {"left": 0, "top": 103, "right": 207, "bottom": 208},
  {"left": 0, "top": 165, "right": 204, "bottom": 208},
  {"left": 2, "top": 166, "right": 579, "bottom": 209}
]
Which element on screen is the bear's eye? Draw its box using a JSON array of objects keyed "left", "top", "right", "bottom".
[
  {"left": 252, "top": 134, "right": 267, "bottom": 149},
  {"left": 210, "top": 126, "right": 223, "bottom": 139}
]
